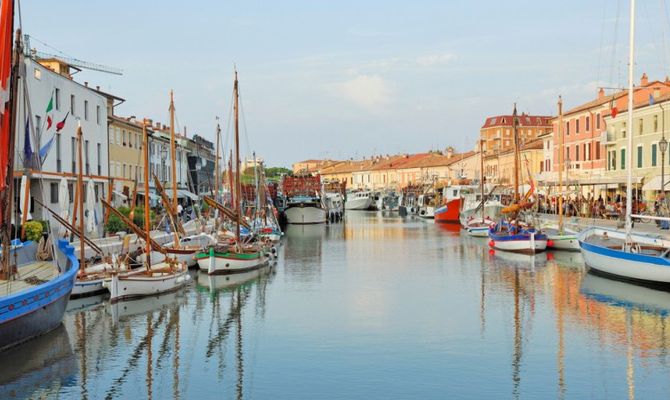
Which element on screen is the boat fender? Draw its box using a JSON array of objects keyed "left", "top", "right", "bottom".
[
  {"left": 547, "top": 240, "right": 554, "bottom": 247},
  {"left": 488, "top": 240, "right": 495, "bottom": 247}
]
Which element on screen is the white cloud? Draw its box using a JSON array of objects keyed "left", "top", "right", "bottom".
[
  {"left": 332, "top": 74, "right": 392, "bottom": 109},
  {"left": 416, "top": 53, "right": 456, "bottom": 67}
]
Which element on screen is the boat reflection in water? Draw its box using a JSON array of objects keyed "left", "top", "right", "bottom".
[
  {"left": 490, "top": 248, "right": 548, "bottom": 270},
  {"left": 0, "top": 325, "right": 76, "bottom": 399}
]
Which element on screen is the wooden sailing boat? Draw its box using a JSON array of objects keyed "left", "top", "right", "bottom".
[
  {"left": 544, "top": 96, "right": 579, "bottom": 251},
  {"left": 488, "top": 104, "right": 548, "bottom": 254},
  {"left": 196, "top": 70, "right": 268, "bottom": 275},
  {"left": 578, "top": 0, "right": 670, "bottom": 284},
  {"left": 0, "top": 2, "right": 79, "bottom": 351},
  {"left": 465, "top": 139, "right": 496, "bottom": 237},
  {"left": 104, "top": 118, "right": 191, "bottom": 302}
]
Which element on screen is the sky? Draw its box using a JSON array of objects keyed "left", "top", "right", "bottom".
[{"left": 18, "top": 0, "right": 670, "bottom": 167}]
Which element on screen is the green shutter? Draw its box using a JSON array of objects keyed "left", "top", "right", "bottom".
[
  {"left": 652, "top": 144, "right": 657, "bottom": 166},
  {"left": 621, "top": 148, "right": 626, "bottom": 170},
  {"left": 637, "top": 146, "right": 643, "bottom": 168}
]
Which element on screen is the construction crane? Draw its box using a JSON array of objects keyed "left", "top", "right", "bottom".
[{"left": 23, "top": 34, "right": 123, "bottom": 76}]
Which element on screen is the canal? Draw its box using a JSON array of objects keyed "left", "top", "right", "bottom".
[{"left": 2, "top": 212, "right": 670, "bottom": 399}]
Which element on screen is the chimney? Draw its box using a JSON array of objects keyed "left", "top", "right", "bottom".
[
  {"left": 666, "top": 76, "right": 670, "bottom": 84},
  {"left": 84, "top": 81, "right": 88, "bottom": 87},
  {"left": 641, "top": 72, "right": 649, "bottom": 86},
  {"left": 96, "top": 85, "right": 100, "bottom": 91},
  {"left": 598, "top": 87, "right": 605, "bottom": 99},
  {"left": 446, "top": 146, "right": 454, "bottom": 159}
]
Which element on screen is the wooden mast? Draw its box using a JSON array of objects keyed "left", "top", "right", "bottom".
[
  {"left": 512, "top": 103, "right": 520, "bottom": 202},
  {"left": 142, "top": 119, "right": 151, "bottom": 270},
  {"left": 558, "top": 96, "right": 564, "bottom": 233},
  {"left": 480, "top": 139, "right": 485, "bottom": 221},
  {"left": 76, "top": 124, "right": 86, "bottom": 277},
  {"left": 215, "top": 120, "right": 220, "bottom": 202},
  {"left": 169, "top": 90, "right": 177, "bottom": 211},
  {"left": 234, "top": 70, "right": 241, "bottom": 245}
]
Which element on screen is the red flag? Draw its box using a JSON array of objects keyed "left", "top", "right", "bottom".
[
  {"left": 47, "top": 115, "right": 52, "bottom": 129},
  {"left": 56, "top": 111, "right": 69, "bottom": 132},
  {"left": 611, "top": 105, "right": 618, "bottom": 119},
  {"left": 0, "top": 0, "right": 14, "bottom": 191}
]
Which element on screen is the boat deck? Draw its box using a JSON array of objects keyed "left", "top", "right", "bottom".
[{"left": 0, "top": 261, "right": 59, "bottom": 296}]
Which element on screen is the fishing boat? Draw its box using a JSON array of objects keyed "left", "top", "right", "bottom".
[
  {"left": 544, "top": 96, "right": 580, "bottom": 251},
  {"left": 464, "top": 142, "right": 497, "bottom": 237},
  {"left": 282, "top": 175, "right": 327, "bottom": 224},
  {"left": 0, "top": 9, "right": 79, "bottom": 351},
  {"left": 103, "top": 118, "right": 191, "bottom": 302},
  {"left": 345, "top": 190, "right": 374, "bottom": 210},
  {"left": 578, "top": 0, "right": 670, "bottom": 285},
  {"left": 196, "top": 71, "right": 268, "bottom": 275},
  {"left": 488, "top": 104, "right": 547, "bottom": 254},
  {"left": 417, "top": 192, "right": 436, "bottom": 219},
  {"left": 434, "top": 185, "right": 462, "bottom": 223}
]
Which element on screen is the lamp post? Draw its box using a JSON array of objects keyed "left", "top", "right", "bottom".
[{"left": 660, "top": 103, "right": 668, "bottom": 194}]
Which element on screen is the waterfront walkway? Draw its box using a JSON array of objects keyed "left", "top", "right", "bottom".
[{"left": 536, "top": 212, "right": 667, "bottom": 237}]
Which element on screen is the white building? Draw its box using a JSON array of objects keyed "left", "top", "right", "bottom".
[{"left": 15, "top": 57, "right": 109, "bottom": 232}]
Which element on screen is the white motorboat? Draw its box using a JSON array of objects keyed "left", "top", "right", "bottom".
[
  {"left": 464, "top": 217, "right": 495, "bottom": 237},
  {"left": 324, "top": 192, "right": 344, "bottom": 221},
  {"left": 417, "top": 194, "right": 436, "bottom": 218},
  {"left": 544, "top": 225, "right": 580, "bottom": 251},
  {"left": 284, "top": 197, "right": 327, "bottom": 224},
  {"left": 345, "top": 191, "right": 374, "bottom": 210}
]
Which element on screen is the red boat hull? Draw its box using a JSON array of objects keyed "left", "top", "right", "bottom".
[{"left": 434, "top": 198, "right": 461, "bottom": 223}]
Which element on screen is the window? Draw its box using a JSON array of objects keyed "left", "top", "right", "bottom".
[
  {"left": 621, "top": 148, "right": 626, "bottom": 170},
  {"left": 116, "top": 128, "right": 120, "bottom": 145},
  {"left": 566, "top": 121, "right": 570, "bottom": 135},
  {"left": 94, "top": 184, "right": 99, "bottom": 201},
  {"left": 129, "top": 132, "right": 133, "bottom": 148},
  {"left": 68, "top": 184, "right": 73, "bottom": 202},
  {"left": 622, "top": 122, "right": 627, "bottom": 138},
  {"left": 576, "top": 144, "right": 580, "bottom": 161},
  {"left": 576, "top": 119, "right": 580, "bottom": 133},
  {"left": 586, "top": 116, "right": 590, "bottom": 131},
  {"left": 97, "top": 143, "right": 101, "bottom": 175},
  {"left": 595, "top": 141, "right": 601, "bottom": 159},
  {"left": 654, "top": 115, "right": 659, "bottom": 132},
  {"left": 596, "top": 113, "right": 601, "bottom": 129},
  {"left": 123, "top": 163, "right": 126, "bottom": 178},
  {"left": 85, "top": 140, "right": 90, "bottom": 175},
  {"left": 56, "top": 134, "right": 61, "bottom": 172},
  {"left": 96, "top": 105, "right": 100, "bottom": 125},
  {"left": 55, "top": 88, "right": 60, "bottom": 110},
  {"left": 637, "top": 145, "right": 643, "bottom": 168},
  {"left": 122, "top": 130, "right": 126, "bottom": 146},
  {"left": 612, "top": 150, "right": 616, "bottom": 170},
  {"left": 653, "top": 143, "right": 658, "bottom": 166},
  {"left": 585, "top": 143, "right": 589, "bottom": 161},
  {"left": 566, "top": 147, "right": 570, "bottom": 162},
  {"left": 70, "top": 94, "right": 75, "bottom": 116},
  {"left": 71, "top": 137, "right": 76, "bottom": 173},
  {"left": 35, "top": 115, "right": 41, "bottom": 138},
  {"left": 84, "top": 100, "right": 89, "bottom": 121},
  {"left": 50, "top": 182, "right": 58, "bottom": 203},
  {"left": 639, "top": 118, "right": 643, "bottom": 135}
]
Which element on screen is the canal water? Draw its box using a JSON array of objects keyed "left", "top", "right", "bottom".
[{"left": 3, "top": 212, "right": 670, "bottom": 399}]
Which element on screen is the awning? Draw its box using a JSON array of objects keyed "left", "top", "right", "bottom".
[
  {"left": 642, "top": 175, "right": 670, "bottom": 191},
  {"left": 136, "top": 190, "right": 160, "bottom": 200},
  {"left": 177, "top": 189, "right": 199, "bottom": 201},
  {"left": 112, "top": 190, "right": 128, "bottom": 200}
]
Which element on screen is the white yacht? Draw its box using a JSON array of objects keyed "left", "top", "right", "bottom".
[{"left": 345, "top": 191, "right": 374, "bottom": 210}]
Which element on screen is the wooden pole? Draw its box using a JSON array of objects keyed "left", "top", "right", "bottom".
[
  {"left": 103, "top": 177, "right": 114, "bottom": 230},
  {"left": 234, "top": 70, "right": 241, "bottom": 244},
  {"left": 215, "top": 121, "right": 220, "bottom": 202},
  {"left": 76, "top": 124, "right": 86, "bottom": 276},
  {"left": 169, "top": 90, "right": 177, "bottom": 211},
  {"left": 558, "top": 96, "right": 564, "bottom": 233},
  {"left": 480, "top": 139, "right": 485, "bottom": 221},
  {"left": 513, "top": 103, "right": 520, "bottom": 202},
  {"left": 143, "top": 119, "right": 151, "bottom": 270}
]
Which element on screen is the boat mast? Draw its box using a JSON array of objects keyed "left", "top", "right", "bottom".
[
  {"left": 512, "top": 104, "right": 520, "bottom": 202},
  {"left": 625, "top": 0, "right": 636, "bottom": 237},
  {"left": 76, "top": 124, "right": 86, "bottom": 277},
  {"left": 480, "top": 138, "right": 485, "bottom": 221},
  {"left": 169, "top": 90, "right": 177, "bottom": 212},
  {"left": 142, "top": 119, "right": 152, "bottom": 270},
  {"left": 215, "top": 119, "right": 220, "bottom": 203},
  {"left": 558, "top": 96, "right": 564, "bottom": 233},
  {"left": 234, "top": 70, "right": 241, "bottom": 245},
  {"left": 1, "top": 21, "right": 20, "bottom": 278}
]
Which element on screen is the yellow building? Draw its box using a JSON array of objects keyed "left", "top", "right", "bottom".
[
  {"left": 108, "top": 115, "right": 145, "bottom": 200},
  {"left": 484, "top": 139, "right": 544, "bottom": 186}
]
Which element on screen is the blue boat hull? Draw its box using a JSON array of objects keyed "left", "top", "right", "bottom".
[{"left": 0, "top": 239, "right": 78, "bottom": 352}]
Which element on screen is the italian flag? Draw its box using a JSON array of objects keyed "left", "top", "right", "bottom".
[{"left": 45, "top": 95, "right": 53, "bottom": 130}]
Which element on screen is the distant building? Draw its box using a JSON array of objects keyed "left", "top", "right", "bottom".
[
  {"left": 186, "top": 134, "right": 216, "bottom": 195},
  {"left": 480, "top": 113, "right": 552, "bottom": 157},
  {"left": 292, "top": 159, "right": 336, "bottom": 175}
]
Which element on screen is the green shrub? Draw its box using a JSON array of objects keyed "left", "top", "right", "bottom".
[
  {"left": 105, "top": 214, "right": 127, "bottom": 233},
  {"left": 24, "top": 221, "right": 43, "bottom": 242},
  {"left": 36, "top": 220, "right": 49, "bottom": 234},
  {"left": 132, "top": 207, "right": 155, "bottom": 230}
]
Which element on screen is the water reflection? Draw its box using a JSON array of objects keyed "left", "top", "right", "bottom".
[
  {"left": 283, "top": 224, "right": 325, "bottom": 283},
  {"left": 0, "top": 325, "right": 76, "bottom": 399}
]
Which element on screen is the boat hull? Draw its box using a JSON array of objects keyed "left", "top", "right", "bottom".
[
  {"left": 196, "top": 249, "right": 268, "bottom": 275},
  {"left": 345, "top": 197, "right": 372, "bottom": 210},
  {"left": 418, "top": 206, "right": 435, "bottom": 219},
  {"left": 284, "top": 206, "right": 326, "bottom": 224},
  {"left": 0, "top": 239, "right": 78, "bottom": 352},
  {"left": 71, "top": 277, "right": 108, "bottom": 297},
  {"left": 489, "top": 232, "right": 548, "bottom": 254},
  {"left": 435, "top": 198, "right": 461, "bottom": 223},
  {"left": 466, "top": 226, "right": 490, "bottom": 237},
  {"left": 579, "top": 228, "right": 670, "bottom": 284},
  {"left": 107, "top": 268, "right": 191, "bottom": 302},
  {"left": 547, "top": 234, "right": 580, "bottom": 251}
]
